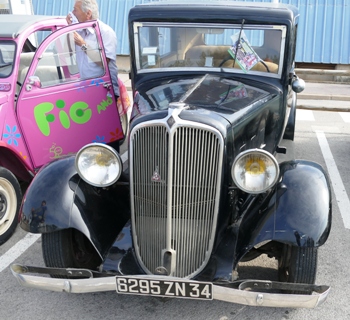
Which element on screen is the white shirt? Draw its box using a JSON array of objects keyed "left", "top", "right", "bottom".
[{"left": 76, "top": 20, "right": 119, "bottom": 96}]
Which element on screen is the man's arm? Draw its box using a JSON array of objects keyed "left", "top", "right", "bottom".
[{"left": 73, "top": 32, "right": 104, "bottom": 67}]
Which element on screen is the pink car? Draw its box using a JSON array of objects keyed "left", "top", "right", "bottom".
[{"left": 0, "top": 15, "right": 129, "bottom": 244}]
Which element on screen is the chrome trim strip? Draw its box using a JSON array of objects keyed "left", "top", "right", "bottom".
[
  {"left": 136, "top": 67, "right": 282, "bottom": 79},
  {"left": 11, "top": 264, "right": 330, "bottom": 309}
]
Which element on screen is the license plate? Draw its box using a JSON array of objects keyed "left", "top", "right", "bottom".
[{"left": 116, "top": 276, "right": 213, "bottom": 300}]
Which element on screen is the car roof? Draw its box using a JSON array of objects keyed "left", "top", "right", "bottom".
[
  {"left": 133, "top": 0, "right": 296, "bottom": 10},
  {"left": 0, "top": 15, "right": 65, "bottom": 38},
  {"left": 129, "top": 1, "right": 299, "bottom": 25}
]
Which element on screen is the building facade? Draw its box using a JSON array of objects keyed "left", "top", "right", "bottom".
[{"left": 30, "top": 0, "right": 350, "bottom": 67}]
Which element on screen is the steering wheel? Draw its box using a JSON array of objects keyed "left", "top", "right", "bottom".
[
  {"left": 218, "top": 56, "right": 234, "bottom": 68},
  {"left": 218, "top": 55, "right": 270, "bottom": 72}
]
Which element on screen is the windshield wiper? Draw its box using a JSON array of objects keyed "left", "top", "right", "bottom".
[
  {"left": 219, "top": 19, "right": 245, "bottom": 69},
  {"left": 232, "top": 19, "right": 245, "bottom": 70}
]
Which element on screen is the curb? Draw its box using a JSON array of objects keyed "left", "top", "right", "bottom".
[
  {"left": 298, "top": 94, "right": 350, "bottom": 101},
  {"left": 296, "top": 104, "right": 350, "bottom": 112},
  {"left": 297, "top": 99, "right": 350, "bottom": 112}
]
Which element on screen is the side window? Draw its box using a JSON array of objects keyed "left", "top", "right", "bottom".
[
  {"left": 34, "top": 30, "right": 104, "bottom": 88},
  {"left": 18, "top": 29, "right": 57, "bottom": 91},
  {"left": 25, "top": 30, "right": 52, "bottom": 51},
  {"left": 0, "top": 42, "right": 15, "bottom": 78}
]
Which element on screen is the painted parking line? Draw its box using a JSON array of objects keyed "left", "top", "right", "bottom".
[
  {"left": 296, "top": 109, "right": 315, "bottom": 121},
  {"left": 314, "top": 129, "right": 350, "bottom": 229},
  {"left": 0, "top": 150, "right": 129, "bottom": 273},
  {"left": 121, "top": 150, "right": 128, "bottom": 163},
  {"left": 339, "top": 112, "right": 350, "bottom": 123},
  {"left": 0, "top": 233, "right": 41, "bottom": 273}
]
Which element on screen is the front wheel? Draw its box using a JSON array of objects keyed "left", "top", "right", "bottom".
[
  {"left": 278, "top": 244, "right": 318, "bottom": 294},
  {"left": 0, "top": 167, "right": 22, "bottom": 245},
  {"left": 42, "top": 229, "right": 101, "bottom": 278}
]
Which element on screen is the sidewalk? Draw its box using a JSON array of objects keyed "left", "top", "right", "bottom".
[
  {"left": 298, "top": 82, "right": 350, "bottom": 111},
  {"left": 118, "top": 72, "right": 350, "bottom": 112}
]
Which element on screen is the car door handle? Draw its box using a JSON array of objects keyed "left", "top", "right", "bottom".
[{"left": 103, "top": 82, "right": 112, "bottom": 90}]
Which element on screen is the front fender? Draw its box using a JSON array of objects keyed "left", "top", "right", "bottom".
[
  {"left": 237, "top": 160, "right": 331, "bottom": 257},
  {"left": 20, "top": 156, "right": 130, "bottom": 258},
  {"left": 258, "top": 160, "right": 331, "bottom": 246}
]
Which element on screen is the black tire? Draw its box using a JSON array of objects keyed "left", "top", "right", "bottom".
[
  {"left": 42, "top": 229, "right": 101, "bottom": 278},
  {"left": 278, "top": 244, "right": 318, "bottom": 294},
  {"left": 0, "top": 167, "right": 22, "bottom": 245}
]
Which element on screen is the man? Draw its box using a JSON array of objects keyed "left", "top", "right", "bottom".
[{"left": 66, "top": 0, "right": 120, "bottom": 97}]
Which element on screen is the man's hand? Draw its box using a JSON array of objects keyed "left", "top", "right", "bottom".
[
  {"left": 73, "top": 32, "right": 85, "bottom": 47},
  {"left": 66, "top": 13, "right": 73, "bottom": 25}
]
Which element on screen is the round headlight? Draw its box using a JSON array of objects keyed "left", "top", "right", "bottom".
[
  {"left": 231, "top": 149, "right": 279, "bottom": 194},
  {"left": 75, "top": 143, "right": 122, "bottom": 187}
]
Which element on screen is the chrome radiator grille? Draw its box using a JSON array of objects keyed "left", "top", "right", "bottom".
[{"left": 130, "top": 117, "right": 223, "bottom": 278}]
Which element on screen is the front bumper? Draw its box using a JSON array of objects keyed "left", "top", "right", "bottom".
[{"left": 11, "top": 264, "right": 329, "bottom": 308}]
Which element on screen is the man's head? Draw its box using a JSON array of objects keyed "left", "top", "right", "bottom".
[{"left": 73, "top": 0, "right": 99, "bottom": 22}]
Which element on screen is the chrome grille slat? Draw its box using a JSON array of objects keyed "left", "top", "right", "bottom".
[{"left": 130, "top": 116, "right": 223, "bottom": 278}]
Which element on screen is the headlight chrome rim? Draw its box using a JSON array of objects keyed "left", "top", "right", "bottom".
[
  {"left": 75, "top": 143, "right": 122, "bottom": 187},
  {"left": 231, "top": 149, "right": 279, "bottom": 194}
]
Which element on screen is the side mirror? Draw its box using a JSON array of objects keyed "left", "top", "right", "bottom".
[{"left": 291, "top": 75, "right": 305, "bottom": 93}]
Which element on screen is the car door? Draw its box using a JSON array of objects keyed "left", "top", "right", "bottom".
[{"left": 16, "top": 21, "right": 123, "bottom": 169}]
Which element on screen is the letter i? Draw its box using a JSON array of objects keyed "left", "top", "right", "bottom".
[{"left": 56, "top": 100, "right": 70, "bottom": 129}]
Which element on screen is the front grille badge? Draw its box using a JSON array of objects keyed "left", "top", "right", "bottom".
[{"left": 151, "top": 166, "right": 161, "bottom": 182}]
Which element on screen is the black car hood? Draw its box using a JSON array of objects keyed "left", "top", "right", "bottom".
[{"left": 136, "top": 74, "right": 279, "bottom": 124}]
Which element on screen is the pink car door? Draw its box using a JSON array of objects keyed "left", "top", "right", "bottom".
[{"left": 16, "top": 21, "right": 123, "bottom": 169}]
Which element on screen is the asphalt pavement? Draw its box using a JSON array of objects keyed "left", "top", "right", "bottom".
[{"left": 118, "top": 72, "right": 350, "bottom": 112}]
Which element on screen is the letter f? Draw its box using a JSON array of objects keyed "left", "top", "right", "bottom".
[{"left": 34, "top": 102, "right": 55, "bottom": 136}]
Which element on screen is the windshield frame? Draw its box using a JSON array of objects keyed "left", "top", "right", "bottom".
[{"left": 133, "top": 22, "right": 287, "bottom": 79}]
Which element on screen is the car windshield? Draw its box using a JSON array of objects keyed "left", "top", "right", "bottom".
[
  {"left": 0, "top": 41, "right": 16, "bottom": 78},
  {"left": 134, "top": 22, "right": 286, "bottom": 78}
]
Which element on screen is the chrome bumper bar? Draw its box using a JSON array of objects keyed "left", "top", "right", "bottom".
[{"left": 11, "top": 264, "right": 330, "bottom": 308}]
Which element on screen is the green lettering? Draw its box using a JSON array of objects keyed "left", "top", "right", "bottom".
[
  {"left": 70, "top": 102, "right": 92, "bottom": 124},
  {"left": 59, "top": 110, "right": 70, "bottom": 129},
  {"left": 34, "top": 102, "right": 54, "bottom": 136},
  {"left": 56, "top": 99, "right": 65, "bottom": 109},
  {"left": 97, "top": 104, "right": 103, "bottom": 114},
  {"left": 97, "top": 97, "right": 113, "bottom": 114},
  {"left": 100, "top": 100, "right": 109, "bottom": 108}
]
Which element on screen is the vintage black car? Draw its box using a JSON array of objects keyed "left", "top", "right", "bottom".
[{"left": 12, "top": 1, "right": 332, "bottom": 308}]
